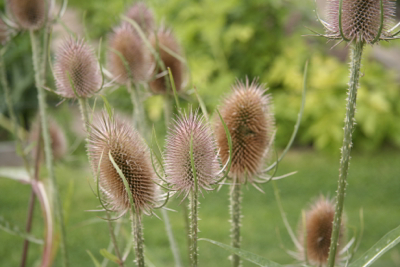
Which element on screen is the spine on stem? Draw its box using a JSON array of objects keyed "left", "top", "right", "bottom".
[
  {"left": 189, "top": 190, "right": 199, "bottom": 267},
  {"left": 230, "top": 183, "right": 242, "bottom": 267},
  {"left": 131, "top": 211, "right": 145, "bottom": 267}
]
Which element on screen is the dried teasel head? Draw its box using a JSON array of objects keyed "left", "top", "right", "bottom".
[
  {"left": 164, "top": 110, "right": 220, "bottom": 198},
  {"left": 87, "top": 111, "right": 158, "bottom": 214},
  {"left": 7, "top": 0, "right": 48, "bottom": 30},
  {"left": 29, "top": 116, "right": 67, "bottom": 162},
  {"left": 214, "top": 79, "right": 274, "bottom": 184},
  {"left": 325, "top": 0, "right": 396, "bottom": 43},
  {"left": 108, "top": 24, "right": 151, "bottom": 84},
  {"left": 298, "top": 196, "right": 345, "bottom": 266},
  {"left": 54, "top": 38, "right": 101, "bottom": 99},
  {"left": 149, "top": 27, "right": 184, "bottom": 94},
  {"left": 124, "top": 2, "right": 155, "bottom": 35}
]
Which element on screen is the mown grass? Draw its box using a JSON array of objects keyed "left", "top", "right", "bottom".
[{"left": 0, "top": 149, "right": 399, "bottom": 266}]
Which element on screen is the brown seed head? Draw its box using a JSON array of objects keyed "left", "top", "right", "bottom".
[
  {"left": 54, "top": 38, "right": 101, "bottom": 99},
  {"left": 87, "top": 111, "right": 157, "bottom": 214},
  {"left": 125, "top": 2, "right": 155, "bottom": 35},
  {"left": 149, "top": 28, "right": 184, "bottom": 94},
  {"left": 326, "top": 0, "right": 396, "bottom": 43},
  {"left": 298, "top": 196, "right": 345, "bottom": 266},
  {"left": 108, "top": 24, "right": 151, "bottom": 84},
  {"left": 29, "top": 116, "right": 67, "bottom": 162},
  {"left": 164, "top": 110, "right": 220, "bottom": 198},
  {"left": 214, "top": 79, "right": 274, "bottom": 184},
  {"left": 7, "top": 0, "right": 47, "bottom": 30}
]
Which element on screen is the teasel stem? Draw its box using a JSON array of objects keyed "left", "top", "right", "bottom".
[
  {"left": 78, "top": 98, "right": 90, "bottom": 132},
  {"left": 106, "top": 213, "right": 124, "bottom": 267},
  {"left": 30, "top": 29, "right": 69, "bottom": 267},
  {"left": 189, "top": 189, "right": 199, "bottom": 267},
  {"left": 327, "top": 40, "right": 364, "bottom": 267},
  {"left": 131, "top": 211, "right": 145, "bottom": 267},
  {"left": 126, "top": 81, "right": 147, "bottom": 136},
  {"left": 230, "top": 181, "right": 242, "bottom": 267}
]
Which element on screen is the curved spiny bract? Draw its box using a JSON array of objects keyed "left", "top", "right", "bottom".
[
  {"left": 149, "top": 27, "right": 184, "bottom": 94},
  {"left": 298, "top": 196, "right": 345, "bottom": 266},
  {"left": 108, "top": 24, "right": 151, "bottom": 84},
  {"left": 124, "top": 2, "right": 155, "bottom": 35},
  {"left": 7, "top": 0, "right": 47, "bottom": 30},
  {"left": 326, "top": 0, "right": 396, "bottom": 43},
  {"left": 87, "top": 112, "right": 158, "bottom": 215},
  {"left": 54, "top": 38, "right": 101, "bottom": 99},
  {"left": 215, "top": 79, "right": 274, "bottom": 184},
  {"left": 164, "top": 110, "right": 220, "bottom": 198}
]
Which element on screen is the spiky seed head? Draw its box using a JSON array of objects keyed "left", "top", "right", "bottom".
[
  {"left": 125, "top": 2, "right": 155, "bottom": 35},
  {"left": 87, "top": 111, "right": 157, "bottom": 214},
  {"left": 298, "top": 196, "right": 345, "bottom": 266},
  {"left": 0, "top": 19, "right": 9, "bottom": 46},
  {"left": 29, "top": 116, "right": 67, "bottom": 162},
  {"left": 326, "top": 0, "right": 396, "bottom": 43},
  {"left": 214, "top": 79, "right": 274, "bottom": 184},
  {"left": 108, "top": 24, "right": 151, "bottom": 84},
  {"left": 54, "top": 38, "right": 101, "bottom": 99},
  {"left": 149, "top": 28, "right": 184, "bottom": 94},
  {"left": 7, "top": 0, "right": 47, "bottom": 30},
  {"left": 164, "top": 110, "right": 220, "bottom": 198}
]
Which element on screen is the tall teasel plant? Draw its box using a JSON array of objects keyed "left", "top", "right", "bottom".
[
  {"left": 312, "top": 1, "right": 398, "bottom": 266},
  {"left": 87, "top": 110, "right": 166, "bottom": 267},
  {"left": 5, "top": 0, "right": 70, "bottom": 266}
]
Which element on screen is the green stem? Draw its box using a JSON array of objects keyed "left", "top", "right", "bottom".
[
  {"left": 189, "top": 189, "right": 198, "bottom": 267},
  {"left": 131, "top": 211, "right": 145, "bottom": 267},
  {"left": 30, "top": 30, "right": 69, "bottom": 267},
  {"left": 78, "top": 98, "right": 90, "bottom": 132},
  {"left": 327, "top": 41, "right": 364, "bottom": 267},
  {"left": 230, "top": 183, "right": 242, "bottom": 267},
  {"left": 127, "top": 81, "right": 147, "bottom": 136}
]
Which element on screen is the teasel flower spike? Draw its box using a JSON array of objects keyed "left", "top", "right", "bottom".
[{"left": 124, "top": 2, "right": 155, "bottom": 35}]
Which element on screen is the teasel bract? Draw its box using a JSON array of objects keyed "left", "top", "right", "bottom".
[
  {"left": 149, "top": 27, "right": 184, "bottom": 94},
  {"left": 124, "top": 2, "right": 155, "bottom": 35},
  {"left": 6, "top": 0, "right": 48, "bottom": 30},
  {"left": 313, "top": 1, "right": 397, "bottom": 267},
  {"left": 164, "top": 110, "right": 220, "bottom": 266},
  {"left": 297, "top": 196, "right": 345, "bottom": 266}
]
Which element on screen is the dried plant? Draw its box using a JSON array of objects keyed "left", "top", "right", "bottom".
[
  {"left": 54, "top": 38, "right": 101, "bottom": 99},
  {"left": 6, "top": 0, "right": 47, "bottom": 30},
  {"left": 215, "top": 79, "right": 274, "bottom": 184},
  {"left": 108, "top": 24, "right": 151, "bottom": 84},
  {"left": 149, "top": 27, "right": 184, "bottom": 94},
  {"left": 87, "top": 111, "right": 158, "bottom": 215},
  {"left": 125, "top": 2, "right": 155, "bottom": 35}
]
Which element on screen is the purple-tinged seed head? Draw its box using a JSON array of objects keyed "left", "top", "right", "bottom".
[
  {"left": 124, "top": 2, "right": 155, "bottom": 35},
  {"left": 7, "top": 0, "right": 47, "bottom": 30}
]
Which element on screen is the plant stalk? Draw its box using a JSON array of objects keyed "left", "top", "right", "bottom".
[
  {"left": 230, "top": 183, "right": 242, "bottom": 267},
  {"left": 327, "top": 41, "right": 364, "bottom": 267},
  {"left": 189, "top": 189, "right": 198, "bottom": 267},
  {"left": 78, "top": 98, "right": 90, "bottom": 132},
  {"left": 131, "top": 211, "right": 145, "bottom": 267},
  {"left": 126, "top": 81, "right": 147, "bottom": 136},
  {"left": 30, "top": 29, "right": 69, "bottom": 267}
]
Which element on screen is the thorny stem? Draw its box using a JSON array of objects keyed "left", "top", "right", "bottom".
[
  {"left": 126, "top": 81, "right": 147, "bottom": 137},
  {"left": 30, "top": 29, "right": 69, "bottom": 267},
  {"left": 131, "top": 211, "right": 145, "bottom": 267},
  {"left": 106, "top": 213, "right": 124, "bottom": 267},
  {"left": 230, "top": 182, "right": 242, "bottom": 267},
  {"left": 189, "top": 189, "right": 199, "bottom": 267},
  {"left": 327, "top": 41, "right": 364, "bottom": 267},
  {"left": 78, "top": 98, "right": 90, "bottom": 132}
]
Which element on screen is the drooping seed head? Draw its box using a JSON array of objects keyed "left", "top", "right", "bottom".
[
  {"left": 298, "top": 196, "right": 345, "bottom": 266},
  {"left": 214, "top": 79, "right": 274, "bottom": 184},
  {"left": 29, "top": 116, "right": 67, "bottom": 162},
  {"left": 54, "top": 38, "right": 101, "bottom": 99},
  {"left": 164, "top": 110, "right": 219, "bottom": 198},
  {"left": 149, "top": 27, "right": 184, "bottom": 94},
  {"left": 326, "top": 0, "right": 396, "bottom": 43},
  {"left": 7, "top": 0, "right": 47, "bottom": 30},
  {"left": 125, "top": 2, "right": 155, "bottom": 35},
  {"left": 87, "top": 111, "right": 157, "bottom": 214},
  {"left": 108, "top": 24, "right": 151, "bottom": 84}
]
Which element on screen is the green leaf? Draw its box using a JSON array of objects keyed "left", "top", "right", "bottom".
[
  {"left": 200, "top": 238, "right": 285, "bottom": 267},
  {"left": 100, "top": 248, "right": 121, "bottom": 264},
  {"left": 0, "top": 167, "right": 30, "bottom": 183},
  {"left": 349, "top": 224, "right": 400, "bottom": 267},
  {"left": 100, "top": 95, "right": 113, "bottom": 120},
  {"left": 0, "top": 216, "right": 43, "bottom": 245},
  {"left": 86, "top": 250, "right": 101, "bottom": 267}
]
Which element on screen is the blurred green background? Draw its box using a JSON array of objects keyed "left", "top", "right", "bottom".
[{"left": 1, "top": 0, "right": 400, "bottom": 266}]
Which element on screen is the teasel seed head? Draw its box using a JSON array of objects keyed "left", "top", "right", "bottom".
[
  {"left": 108, "top": 24, "right": 151, "bottom": 84},
  {"left": 125, "top": 2, "right": 155, "bottom": 35},
  {"left": 87, "top": 111, "right": 158, "bottom": 214},
  {"left": 54, "top": 38, "right": 101, "bottom": 99},
  {"left": 7, "top": 0, "right": 47, "bottom": 30},
  {"left": 29, "top": 116, "right": 67, "bottom": 162},
  {"left": 214, "top": 79, "right": 274, "bottom": 184},
  {"left": 298, "top": 196, "right": 345, "bottom": 266},
  {"left": 326, "top": 0, "right": 396, "bottom": 43},
  {"left": 164, "top": 110, "right": 220, "bottom": 198},
  {"left": 149, "top": 27, "right": 184, "bottom": 94}
]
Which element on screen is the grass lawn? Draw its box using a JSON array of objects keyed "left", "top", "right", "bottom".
[{"left": 0, "top": 149, "right": 399, "bottom": 266}]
